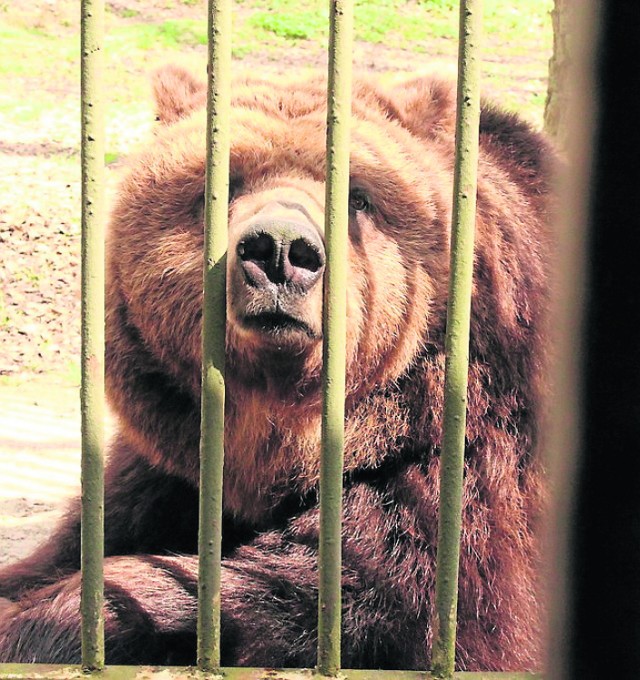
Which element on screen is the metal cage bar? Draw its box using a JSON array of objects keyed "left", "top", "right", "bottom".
[
  {"left": 197, "top": 0, "right": 233, "bottom": 670},
  {"left": 317, "top": 0, "right": 353, "bottom": 674},
  {"left": 431, "top": 0, "right": 483, "bottom": 677},
  {"left": 79, "top": 0, "right": 106, "bottom": 670}
]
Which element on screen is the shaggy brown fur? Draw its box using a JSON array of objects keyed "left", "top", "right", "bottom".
[{"left": 0, "top": 66, "right": 555, "bottom": 670}]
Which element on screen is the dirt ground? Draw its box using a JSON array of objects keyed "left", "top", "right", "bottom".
[
  {"left": 0, "top": 1, "right": 551, "bottom": 571},
  {"left": 0, "top": 378, "right": 116, "bottom": 567},
  {"left": 0, "top": 380, "right": 80, "bottom": 567}
]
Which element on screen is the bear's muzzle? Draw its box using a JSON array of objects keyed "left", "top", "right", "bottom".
[{"left": 227, "top": 195, "right": 326, "bottom": 347}]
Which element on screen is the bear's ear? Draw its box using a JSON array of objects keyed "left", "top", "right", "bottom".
[
  {"left": 386, "top": 77, "right": 457, "bottom": 141},
  {"left": 152, "top": 65, "right": 206, "bottom": 125}
]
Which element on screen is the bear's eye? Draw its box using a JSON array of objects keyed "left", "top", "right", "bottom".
[
  {"left": 349, "top": 189, "right": 372, "bottom": 213},
  {"left": 229, "top": 176, "right": 244, "bottom": 202},
  {"left": 193, "top": 176, "right": 243, "bottom": 219},
  {"left": 192, "top": 193, "right": 205, "bottom": 220}
]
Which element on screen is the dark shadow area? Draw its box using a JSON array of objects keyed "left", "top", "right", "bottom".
[{"left": 563, "top": 2, "right": 640, "bottom": 678}]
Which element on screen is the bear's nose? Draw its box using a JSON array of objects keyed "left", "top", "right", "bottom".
[{"left": 236, "top": 220, "right": 325, "bottom": 292}]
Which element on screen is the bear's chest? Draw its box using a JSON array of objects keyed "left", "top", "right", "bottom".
[{"left": 222, "top": 395, "right": 322, "bottom": 522}]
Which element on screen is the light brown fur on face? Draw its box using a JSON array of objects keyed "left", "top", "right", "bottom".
[
  {"left": 0, "top": 65, "right": 556, "bottom": 672},
  {"left": 107, "top": 73, "right": 458, "bottom": 519}
]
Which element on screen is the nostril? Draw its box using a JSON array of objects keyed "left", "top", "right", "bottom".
[
  {"left": 289, "top": 238, "right": 323, "bottom": 273},
  {"left": 238, "top": 233, "right": 274, "bottom": 264},
  {"left": 235, "top": 222, "right": 325, "bottom": 290}
]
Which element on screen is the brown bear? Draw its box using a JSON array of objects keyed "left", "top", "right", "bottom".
[{"left": 0, "top": 66, "right": 555, "bottom": 670}]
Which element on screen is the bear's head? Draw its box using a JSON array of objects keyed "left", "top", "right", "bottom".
[{"left": 106, "top": 66, "right": 553, "bottom": 522}]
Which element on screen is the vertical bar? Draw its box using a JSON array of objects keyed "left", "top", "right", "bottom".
[
  {"left": 431, "top": 1, "right": 483, "bottom": 678},
  {"left": 197, "top": 0, "right": 232, "bottom": 670},
  {"left": 317, "top": 0, "right": 353, "bottom": 675},
  {"left": 80, "top": 0, "right": 105, "bottom": 670}
]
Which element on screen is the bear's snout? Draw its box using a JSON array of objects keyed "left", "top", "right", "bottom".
[
  {"left": 227, "top": 207, "right": 326, "bottom": 347},
  {"left": 237, "top": 219, "right": 325, "bottom": 292}
]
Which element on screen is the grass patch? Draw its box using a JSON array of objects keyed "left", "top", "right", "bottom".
[
  {"left": 0, "top": 23, "right": 77, "bottom": 78},
  {"left": 120, "top": 8, "right": 141, "bottom": 18},
  {"left": 231, "top": 42, "right": 261, "bottom": 58},
  {"left": 106, "top": 19, "right": 208, "bottom": 52},
  {"left": 421, "top": 0, "right": 456, "bottom": 8},
  {"left": 246, "top": 0, "right": 448, "bottom": 44},
  {"left": 484, "top": 0, "right": 553, "bottom": 39},
  {"left": 250, "top": 10, "right": 325, "bottom": 41},
  {"left": 245, "top": 0, "right": 551, "bottom": 49},
  {"left": 356, "top": 0, "right": 455, "bottom": 43}
]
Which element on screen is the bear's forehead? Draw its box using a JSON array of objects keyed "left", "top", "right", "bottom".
[
  {"left": 230, "top": 78, "right": 330, "bottom": 118},
  {"left": 229, "top": 77, "right": 389, "bottom": 119},
  {"left": 163, "top": 77, "right": 395, "bottom": 147},
  {"left": 136, "top": 78, "right": 441, "bottom": 203},
  {"left": 150, "top": 106, "right": 402, "bottom": 182}
]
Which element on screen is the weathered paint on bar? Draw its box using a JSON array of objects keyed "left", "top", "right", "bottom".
[
  {"left": 0, "top": 665, "right": 542, "bottom": 680},
  {"left": 197, "top": 0, "right": 232, "bottom": 671},
  {"left": 80, "top": 0, "right": 106, "bottom": 670},
  {"left": 431, "top": 0, "right": 483, "bottom": 678},
  {"left": 317, "top": 0, "right": 353, "bottom": 675}
]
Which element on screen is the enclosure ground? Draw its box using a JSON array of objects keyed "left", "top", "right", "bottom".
[
  {"left": 0, "top": 377, "right": 116, "bottom": 566},
  {"left": 0, "top": 379, "right": 79, "bottom": 566}
]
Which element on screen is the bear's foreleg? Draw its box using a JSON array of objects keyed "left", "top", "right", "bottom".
[
  {"left": 0, "top": 555, "right": 199, "bottom": 664},
  {"left": 0, "top": 481, "right": 428, "bottom": 668}
]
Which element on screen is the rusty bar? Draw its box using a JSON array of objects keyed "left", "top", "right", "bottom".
[
  {"left": 431, "top": 0, "right": 483, "bottom": 677},
  {"left": 196, "top": 0, "right": 232, "bottom": 671},
  {"left": 0, "top": 665, "right": 542, "bottom": 679},
  {"left": 317, "top": 0, "right": 353, "bottom": 674},
  {"left": 80, "top": 0, "right": 106, "bottom": 670}
]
